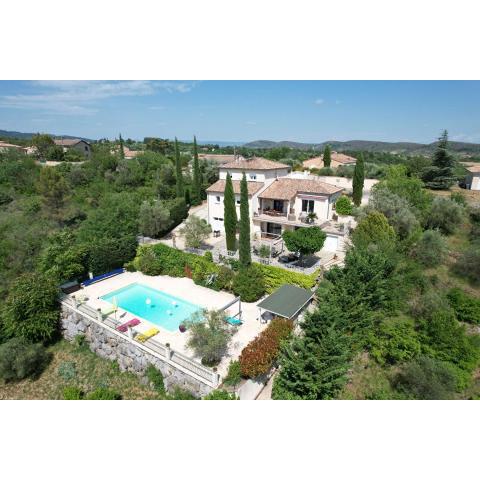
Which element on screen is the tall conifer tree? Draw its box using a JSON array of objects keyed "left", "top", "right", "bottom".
[
  {"left": 223, "top": 173, "right": 237, "bottom": 252},
  {"left": 174, "top": 137, "right": 184, "bottom": 198},
  {"left": 323, "top": 144, "right": 331, "bottom": 168},
  {"left": 352, "top": 153, "right": 365, "bottom": 206},
  {"left": 192, "top": 135, "right": 201, "bottom": 205},
  {"left": 239, "top": 172, "right": 251, "bottom": 266},
  {"left": 119, "top": 133, "right": 125, "bottom": 159}
]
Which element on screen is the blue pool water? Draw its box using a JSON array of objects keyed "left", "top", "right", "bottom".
[{"left": 101, "top": 283, "right": 202, "bottom": 331}]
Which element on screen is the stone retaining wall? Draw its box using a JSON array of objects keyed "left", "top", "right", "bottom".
[{"left": 60, "top": 305, "right": 212, "bottom": 398}]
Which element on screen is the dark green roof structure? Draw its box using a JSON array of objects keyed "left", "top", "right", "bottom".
[{"left": 257, "top": 284, "right": 314, "bottom": 319}]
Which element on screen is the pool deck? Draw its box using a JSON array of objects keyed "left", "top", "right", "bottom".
[{"left": 70, "top": 271, "right": 267, "bottom": 377}]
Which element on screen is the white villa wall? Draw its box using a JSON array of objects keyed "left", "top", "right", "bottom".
[
  {"left": 219, "top": 167, "right": 290, "bottom": 182},
  {"left": 291, "top": 191, "right": 342, "bottom": 221},
  {"left": 467, "top": 173, "right": 480, "bottom": 190},
  {"left": 207, "top": 191, "right": 257, "bottom": 232}
]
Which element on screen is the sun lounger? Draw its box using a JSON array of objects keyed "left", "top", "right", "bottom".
[
  {"left": 101, "top": 305, "right": 118, "bottom": 316},
  {"left": 135, "top": 328, "right": 159, "bottom": 343},
  {"left": 116, "top": 318, "right": 141, "bottom": 333}
]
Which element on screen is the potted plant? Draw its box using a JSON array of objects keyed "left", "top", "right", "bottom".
[
  {"left": 306, "top": 211, "right": 317, "bottom": 224},
  {"left": 179, "top": 323, "right": 186, "bottom": 333}
]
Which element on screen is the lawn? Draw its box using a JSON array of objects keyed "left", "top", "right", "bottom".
[{"left": 0, "top": 339, "right": 159, "bottom": 400}]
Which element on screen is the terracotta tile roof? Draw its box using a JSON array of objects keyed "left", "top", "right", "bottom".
[
  {"left": 54, "top": 138, "right": 90, "bottom": 147},
  {"left": 221, "top": 156, "right": 289, "bottom": 171},
  {"left": 206, "top": 179, "right": 265, "bottom": 196},
  {"left": 258, "top": 177, "right": 343, "bottom": 200},
  {"left": 303, "top": 152, "right": 357, "bottom": 168},
  {"left": 466, "top": 164, "right": 480, "bottom": 173}
]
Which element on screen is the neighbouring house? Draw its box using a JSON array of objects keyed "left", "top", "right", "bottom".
[
  {"left": 111, "top": 145, "right": 141, "bottom": 159},
  {"left": 206, "top": 156, "right": 346, "bottom": 253},
  {"left": 198, "top": 153, "right": 241, "bottom": 165},
  {"left": 464, "top": 164, "right": 480, "bottom": 190},
  {"left": 303, "top": 151, "right": 357, "bottom": 170},
  {"left": 54, "top": 138, "right": 92, "bottom": 158},
  {"left": 0, "top": 141, "right": 27, "bottom": 154}
]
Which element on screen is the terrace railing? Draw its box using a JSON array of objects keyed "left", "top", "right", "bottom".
[{"left": 60, "top": 297, "right": 220, "bottom": 388}]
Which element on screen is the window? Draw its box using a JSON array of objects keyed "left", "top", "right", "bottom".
[
  {"left": 249, "top": 173, "right": 257, "bottom": 180},
  {"left": 215, "top": 196, "right": 221, "bottom": 203},
  {"left": 85, "top": 145, "right": 89, "bottom": 151},
  {"left": 302, "top": 199, "right": 315, "bottom": 213},
  {"left": 213, "top": 217, "right": 224, "bottom": 221}
]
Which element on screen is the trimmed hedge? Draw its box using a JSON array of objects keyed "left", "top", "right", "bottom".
[
  {"left": 239, "top": 318, "right": 293, "bottom": 378},
  {"left": 132, "top": 243, "right": 318, "bottom": 301}
]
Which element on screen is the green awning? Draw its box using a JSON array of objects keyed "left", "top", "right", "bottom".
[{"left": 257, "top": 284, "right": 314, "bottom": 319}]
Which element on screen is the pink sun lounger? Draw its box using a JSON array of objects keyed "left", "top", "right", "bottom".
[{"left": 116, "top": 318, "right": 141, "bottom": 333}]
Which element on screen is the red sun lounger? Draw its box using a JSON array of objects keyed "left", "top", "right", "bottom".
[{"left": 116, "top": 318, "right": 141, "bottom": 333}]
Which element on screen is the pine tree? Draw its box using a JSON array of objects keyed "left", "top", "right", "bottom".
[
  {"left": 323, "top": 144, "right": 331, "bottom": 168},
  {"left": 352, "top": 153, "right": 365, "bottom": 206},
  {"left": 223, "top": 173, "right": 237, "bottom": 252},
  {"left": 422, "top": 130, "right": 456, "bottom": 190},
  {"left": 239, "top": 172, "right": 251, "bottom": 266},
  {"left": 119, "top": 133, "right": 125, "bottom": 159},
  {"left": 192, "top": 135, "right": 201, "bottom": 205},
  {"left": 174, "top": 137, "right": 184, "bottom": 198}
]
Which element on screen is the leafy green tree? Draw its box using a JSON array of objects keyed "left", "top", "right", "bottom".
[
  {"left": 174, "top": 137, "right": 184, "bottom": 198},
  {"left": 32, "top": 133, "right": 54, "bottom": 159},
  {"left": 118, "top": 133, "right": 125, "bottom": 159},
  {"left": 352, "top": 153, "right": 365, "bottom": 206},
  {"left": 238, "top": 172, "right": 251, "bottom": 267},
  {"left": 422, "top": 130, "right": 456, "bottom": 190},
  {"left": 36, "top": 167, "right": 69, "bottom": 209},
  {"left": 412, "top": 229, "right": 448, "bottom": 266},
  {"left": 192, "top": 135, "right": 202, "bottom": 205},
  {"left": 282, "top": 227, "right": 326, "bottom": 263},
  {"left": 334, "top": 195, "right": 353, "bottom": 215},
  {"left": 323, "top": 144, "right": 332, "bottom": 168},
  {"left": 186, "top": 309, "right": 232, "bottom": 366},
  {"left": 138, "top": 200, "right": 171, "bottom": 238},
  {"left": 2, "top": 272, "right": 59, "bottom": 342},
  {"left": 179, "top": 215, "right": 212, "bottom": 248},
  {"left": 46, "top": 145, "right": 65, "bottom": 162},
  {"left": 223, "top": 173, "right": 237, "bottom": 251},
  {"left": 351, "top": 211, "right": 396, "bottom": 250},
  {"left": 86, "top": 236, "right": 137, "bottom": 275}
]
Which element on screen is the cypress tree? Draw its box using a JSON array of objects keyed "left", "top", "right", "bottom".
[
  {"left": 352, "top": 153, "right": 365, "bottom": 206},
  {"left": 239, "top": 172, "right": 251, "bottom": 266},
  {"left": 119, "top": 133, "right": 125, "bottom": 159},
  {"left": 184, "top": 188, "right": 191, "bottom": 206},
  {"left": 192, "top": 135, "right": 201, "bottom": 205},
  {"left": 223, "top": 173, "right": 237, "bottom": 252},
  {"left": 323, "top": 144, "right": 331, "bottom": 168},
  {"left": 174, "top": 137, "right": 184, "bottom": 198}
]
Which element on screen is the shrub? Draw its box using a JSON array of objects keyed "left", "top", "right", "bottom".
[
  {"left": 57, "top": 361, "right": 76, "bottom": 381},
  {"left": 135, "top": 245, "right": 163, "bottom": 275},
  {"left": 455, "top": 245, "right": 480, "bottom": 283},
  {"left": 223, "top": 360, "right": 242, "bottom": 387},
  {"left": 369, "top": 318, "right": 421, "bottom": 365},
  {"left": 232, "top": 265, "right": 266, "bottom": 302},
  {"left": 335, "top": 196, "right": 353, "bottom": 215},
  {"left": 0, "top": 338, "right": 50, "bottom": 382},
  {"left": 394, "top": 356, "right": 458, "bottom": 399},
  {"left": 451, "top": 191, "right": 467, "bottom": 206},
  {"left": 214, "top": 266, "right": 235, "bottom": 291},
  {"left": 425, "top": 197, "right": 465, "bottom": 235},
  {"left": 447, "top": 288, "right": 480, "bottom": 325},
  {"left": 186, "top": 309, "right": 232, "bottom": 365},
  {"left": 204, "top": 251, "right": 213, "bottom": 262},
  {"left": 239, "top": 318, "right": 293, "bottom": 378},
  {"left": 203, "top": 389, "right": 237, "bottom": 400},
  {"left": 146, "top": 364, "right": 165, "bottom": 395},
  {"left": 63, "top": 386, "right": 83, "bottom": 400},
  {"left": 412, "top": 229, "right": 448, "bottom": 267},
  {"left": 168, "top": 387, "right": 196, "bottom": 400},
  {"left": 256, "top": 263, "right": 317, "bottom": 293},
  {"left": 86, "top": 388, "right": 122, "bottom": 400},
  {"left": 179, "top": 215, "right": 212, "bottom": 248},
  {"left": 2, "top": 272, "right": 59, "bottom": 342},
  {"left": 352, "top": 211, "right": 396, "bottom": 250}
]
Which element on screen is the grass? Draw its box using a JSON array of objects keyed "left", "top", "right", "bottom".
[{"left": 0, "top": 339, "right": 159, "bottom": 400}]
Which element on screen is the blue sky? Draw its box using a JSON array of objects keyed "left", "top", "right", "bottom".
[{"left": 0, "top": 80, "right": 479, "bottom": 144}]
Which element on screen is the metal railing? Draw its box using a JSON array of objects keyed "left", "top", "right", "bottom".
[{"left": 61, "top": 298, "right": 219, "bottom": 387}]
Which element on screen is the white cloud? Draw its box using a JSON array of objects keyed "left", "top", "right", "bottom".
[
  {"left": 245, "top": 120, "right": 257, "bottom": 126},
  {"left": 451, "top": 132, "right": 480, "bottom": 143},
  {"left": 0, "top": 80, "right": 196, "bottom": 116},
  {"left": 314, "top": 98, "right": 325, "bottom": 105},
  {"left": 149, "top": 105, "right": 165, "bottom": 110}
]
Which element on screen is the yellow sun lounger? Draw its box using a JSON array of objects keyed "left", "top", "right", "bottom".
[
  {"left": 101, "top": 305, "right": 118, "bottom": 316},
  {"left": 135, "top": 328, "right": 159, "bottom": 343}
]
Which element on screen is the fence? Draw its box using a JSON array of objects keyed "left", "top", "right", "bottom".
[{"left": 60, "top": 297, "right": 220, "bottom": 388}]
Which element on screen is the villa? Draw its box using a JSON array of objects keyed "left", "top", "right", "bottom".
[
  {"left": 206, "top": 156, "right": 346, "bottom": 253},
  {"left": 54, "top": 138, "right": 92, "bottom": 158},
  {"left": 464, "top": 164, "right": 480, "bottom": 190},
  {"left": 303, "top": 151, "right": 357, "bottom": 170}
]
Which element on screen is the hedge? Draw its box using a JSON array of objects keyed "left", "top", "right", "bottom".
[
  {"left": 131, "top": 243, "right": 318, "bottom": 301},
  {"left": 239, "top": 318, "right": 293, "bottom": 378}
]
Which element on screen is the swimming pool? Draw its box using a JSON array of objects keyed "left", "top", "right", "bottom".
[{"left": 101, "top": 283, "right": 203, "bottom": 331}]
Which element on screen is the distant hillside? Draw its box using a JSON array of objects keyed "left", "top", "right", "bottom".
[
  {"left": 243, "top": 139, "right": 480, "bottom": 156},
  {"left": 0, "top": 129, "right": 93, "bottom": 142}
]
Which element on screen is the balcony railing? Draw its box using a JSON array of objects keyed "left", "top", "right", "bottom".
[{"left": 260, "top": 208, "right": 287, "bottom": 217}]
